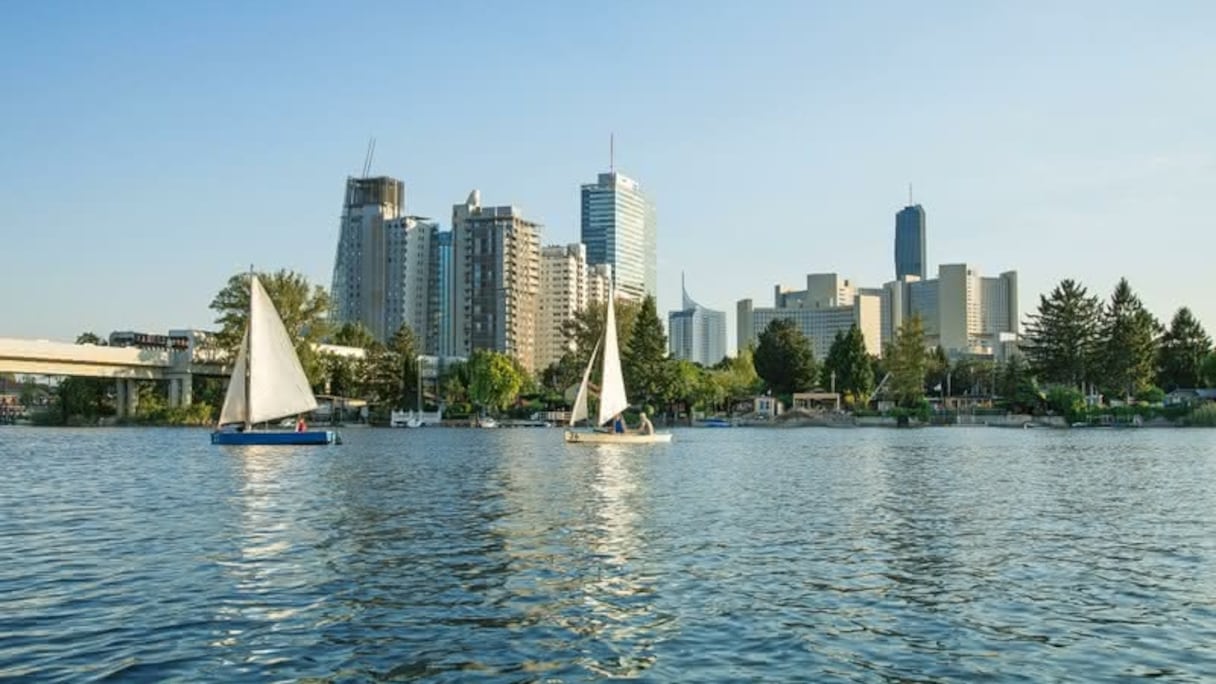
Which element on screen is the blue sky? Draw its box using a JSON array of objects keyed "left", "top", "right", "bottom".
[{"left": 2, "top": 1, "right": 1213, "bottom": 351}]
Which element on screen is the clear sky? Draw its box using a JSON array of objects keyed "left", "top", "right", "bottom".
[{"left": 2, "top": 1, "right": 1213, "bottom": 351}]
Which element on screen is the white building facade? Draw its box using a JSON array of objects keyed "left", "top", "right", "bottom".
[
  {"left": 669, "top": 278, "right": 727, "bottom": 367},
  {"left": 384, "top": 216, "right": 439, "bottom": 348},
  {"left": 536, "top": 243, "right": 589, "bottom": 370},
  {"left": 738, "top": 273, "right": 883, "bottom": 362}
]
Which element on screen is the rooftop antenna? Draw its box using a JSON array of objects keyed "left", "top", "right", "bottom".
[
  {"left": 362, "top": 137, "right": 377, "bottom": 177},
  {"left": 908, "top": 182, "right": 913, "bottom": 206},
  {"left": 610, "top": 132, "right": 614, "bottom": 173}
]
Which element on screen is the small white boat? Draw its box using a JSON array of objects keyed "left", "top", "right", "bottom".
[
  {"left": 211, "top": 274, "right": 339, "bottom": 446},
  {"left": 563, "top": 290, "right": 672, "bottom": 445},
  {"left": 565, "top": 430, "right": 672, "bottom": 444},
  {"left": 478, "top": 416, "right": 498, "bottom": 429}
]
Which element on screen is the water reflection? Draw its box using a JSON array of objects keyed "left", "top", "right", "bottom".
[
  {"left": 6, "top": 427, "right": 1216, "bottom": 681},
  {"left": 210, "top": 446, "right": 330, "bottom": 671}
]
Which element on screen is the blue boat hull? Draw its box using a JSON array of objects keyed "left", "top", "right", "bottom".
[{"left": 211, "top": 430, "right": 338, "bottom": 445}]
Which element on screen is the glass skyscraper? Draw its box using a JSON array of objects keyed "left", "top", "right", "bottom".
[
  {"left": 580, "top": 172, "right": 656, "bottom": 300},
  {"left": 894, "top": 204, "right": 926, "bottom": 280}
]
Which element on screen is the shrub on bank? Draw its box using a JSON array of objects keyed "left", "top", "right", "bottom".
[{"left": 1186, "top": 404, "right": 1216, "bottom": 427}]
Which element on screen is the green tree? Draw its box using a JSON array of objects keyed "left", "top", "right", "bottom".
[
  {"left": 888, "top": 316, "right": 928, "bottom": 408},
  {"left": 1098, "top": 278, "right": 1160, "bottom": 400},
  {"left": 1157, "top": 307, "right": 1212, "bottom": 391},
  {"left": 562, "top": 298, "right": 642, "bottom": 366},
  {"left": 663, "top": 359, "right": 704, "bottom": 417},
  {"left": 361, "top": 324, "right": 419, "bottom": 410},
  {"left": 440, "top": 361, "right": 469, "bottom": 407},
  {"left": 820, "top": 325, "right": 874, "bottom": 407},
  {"left": 467, "top": 349, "right": 524, "bottom": 413},
  {"left": 76, "top": 332, "right": 106, "bottom": 345},
  {"left": 709, "top": 347, "right": 763, "bottom": 409},
  {"left": 949, "top": 357, "right": 991, "bottom": 397},
  {"left": 622, "top": 296, "right": 669, "bottom": 409},
  {"left": 50, "top": 333, "right": 115, "bottom": 423},
  {"left": 753, "top": 318, "right": 817, "bottom": 397},
  {"left": 924, "top": 346, "right": 949, "bottom": 397},
  {"left": 1045, "top": 386, "right": 1086, "bottom": 424},
  {"left": 331, "top": 321, "right": 376, "bottom": 349},
  {"left": 996, "top": 354, "right": 1042, "bottom": 413},
  {"left": 1202, "top": 353, "right": 1216, "bottom": 387},
  {"left": 210, "top": 269, "right": 332, "bottom": 386},
  {"left": 1023, "top": 279, "right": 1101, "bottom": 390},
  {"left": 320, "top": 353, "right": 360, "bottom": 398},
  {"left": 541, "top": 352, "right": 584, "bottom": 401}
]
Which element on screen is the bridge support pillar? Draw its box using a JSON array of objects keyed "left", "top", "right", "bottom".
[
  {"left": 115, "top": 380, "right": 127, "bottom": 419},
  {"left": 167, "top": 373, "right": 192, "bottom": 407},
  {"left": 114, "top": 379, "right": 139, "bottom": 418}
]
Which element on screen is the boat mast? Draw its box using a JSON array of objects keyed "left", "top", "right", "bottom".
[{"left": 245, "top": 265, "right": 253, "bottom": 431}]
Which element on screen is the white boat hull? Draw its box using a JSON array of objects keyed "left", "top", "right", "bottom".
[{"left": 564, "top": 430, "right": 673, "bottom": 444}]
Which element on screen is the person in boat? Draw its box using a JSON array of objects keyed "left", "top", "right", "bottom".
[
  {"left": 637, "top": 412, "right": 654, "bottom": 435},
  {"left": 612, "top": 413, "right": 625, "bottom": 434},
  {"left": 295, "top": 416, "right": 307, "bottom": 432}
]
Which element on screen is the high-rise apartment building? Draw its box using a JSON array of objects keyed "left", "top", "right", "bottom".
[
  {"left": 586, "top": 263, "right": 613, "bottom": 306},
  {"left": 669, "top": 277, "right": 727, "bottom": 367},
  {"left": 580, "top": 171, "right": 656, "bottom": 301},
  {"left": 536, "top": 243, "right": 591, "bottom": 370},
  {"left": 382, "top": 216, "right": 439, "bottom": 349},
  {"left": 894, "top": 204, "right": 927, "bottom": 280},
  {"left": 451, "top": 190, "right": 541, "bottom": 372},
  {"left": 330, "top": 176, "right": 406, "bottom": 341}
]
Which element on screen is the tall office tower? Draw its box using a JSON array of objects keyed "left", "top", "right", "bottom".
[
  {"left": 669, "top": 277, "right": 727, "bottom": 366},
  {"left": 383, "top": 215, "right": 438, "bottom": 349},
  {"left": 894, "top": 203, "right": 927, "bottom": 280},
  {"left": 330, "top": 176, "right": 406, "bottom": 341},
  {"left": 432, "top": 231, "right": 455, "bottom": 356},
  {"left": 580, "top": 171, "right": 656, "bottom": 301},
  {"left": 451, "top": 190, "right": 541, "bottom": 372},
  {"left": 536, "top": 243, "right": 591, "bottom": 370}
]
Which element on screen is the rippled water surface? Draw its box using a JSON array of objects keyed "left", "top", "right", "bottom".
[{"left": 3, "top": 426, "right": 1216, "bottom": 681}]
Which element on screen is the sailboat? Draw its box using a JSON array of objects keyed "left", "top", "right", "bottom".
[
  {"left": 564, "top": 292, "right": 672, "bottom": 444},
  {"left": 211, "top": 275, "right": 340, "bottom": 445}
]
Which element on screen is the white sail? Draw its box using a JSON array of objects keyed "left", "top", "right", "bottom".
[
  {"left": 569, "top": 339, "right": 601, "bottom": 427},
  {"left": 247, "top": 275, "right": 318, "bottom": 424},
  {"left": 597, "top": 293, "right": 629, "bottom": 426},
  {"left": 217, "top": 329, "right": 249, "bottom": 426}
]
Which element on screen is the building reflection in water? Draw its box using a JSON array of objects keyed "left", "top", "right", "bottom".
[{"left": 492, "top": 442, "right": 670, "bottom": 678}]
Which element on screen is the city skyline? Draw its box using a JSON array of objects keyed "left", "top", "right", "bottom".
[{"left": 2, "top": 2, "right": 1214, "bottom": 350}]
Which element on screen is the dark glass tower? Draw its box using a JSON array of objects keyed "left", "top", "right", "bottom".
[{"left": 894, "top": 204, "right": 926, "bottom": 279}]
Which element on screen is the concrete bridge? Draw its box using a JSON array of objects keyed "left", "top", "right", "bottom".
[
  {"left": 0, "top": 337, "right": 228, "bottom": 417},
  {"left": 0, "top": 336, "right": 364, "bottom": 418}
]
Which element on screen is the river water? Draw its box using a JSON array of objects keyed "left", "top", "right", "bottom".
[{"left": 2, "top": 426, "right": 1216, "bottom": 681}]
